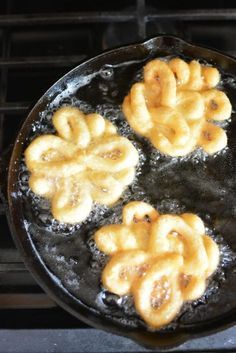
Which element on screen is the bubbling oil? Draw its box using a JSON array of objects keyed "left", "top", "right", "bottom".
[{"left": 18, "top": 55, "right": 236, "bottom": 331}]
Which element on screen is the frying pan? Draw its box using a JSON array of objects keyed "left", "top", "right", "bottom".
[{"left": 6, "top": 35, "right": 236, "bottom": 349}]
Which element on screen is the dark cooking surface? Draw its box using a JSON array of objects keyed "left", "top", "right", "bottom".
[
  {"left": 8, "top": 37, "right": 236, "bottom": 348},
  {"left": 1, "top": 0, "right": 236, "bottom": 352}
]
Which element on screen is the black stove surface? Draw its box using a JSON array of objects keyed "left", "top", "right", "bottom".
[{"left": 0, "top": 0, "right": 235, "bottom": 352}]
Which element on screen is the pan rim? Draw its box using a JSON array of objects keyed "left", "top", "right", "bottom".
[{"left": 7, "top": 34, "right": 236, "bottom": 349}]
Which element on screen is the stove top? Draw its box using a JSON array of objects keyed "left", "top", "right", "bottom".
[{"left": 0, "top": 0, "right": 235, "bottom": 352}]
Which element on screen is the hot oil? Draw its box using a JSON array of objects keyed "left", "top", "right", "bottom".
[{"left": 18, "top": 55, "right": 236, "bottom": 331}]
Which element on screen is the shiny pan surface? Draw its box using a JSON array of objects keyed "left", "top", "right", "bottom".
[{"left": 7, "top": 36, "right": 236, "bottom": 348}]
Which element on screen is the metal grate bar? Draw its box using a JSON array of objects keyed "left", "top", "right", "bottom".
[
  {"left": 0, "top": 102, "right": 30, "bottom": 114},
  {"left": 0, "top": 33, "right": 10, "bottom": 151},
  {"left": 0, "top": 9, "right": 236, "bottom": 27},
  {"left": 137, "top": 0, "right": 146, "bottom": 39},
  {"left": 0, "top": 203, "right": 6, "bottom": 215},
  {"left": 147, "top": 8, "right": 236, "bottom": 21},
  {"left": 0, "top": 293, "right": 56, "bottom": 309},
  {"left": 0, "top": 263, "right": 26, "bottom": 272},
  {"left": 0, "top": 55, "right": 87, "bottom": 68},
  {"left": 0, "top": 248, "right": 29, "bottom": 262},
  {"left": 0, "top": 12, "right": 136, "bottom": 26}
]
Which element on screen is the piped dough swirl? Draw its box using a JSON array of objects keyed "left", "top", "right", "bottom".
[
  {"left": 95, "top": 201, "right": 220, "bottom": 329},
  {"left": 123, "top": 58, "right": 232, "bottom": 156},
  {"left": 25, "top": 106, "right": 139, "bottom": 224}
]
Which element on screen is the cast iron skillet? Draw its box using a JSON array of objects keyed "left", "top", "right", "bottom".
[{"left": 6, "top": 36, "right": 236, "bottom": 349}]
